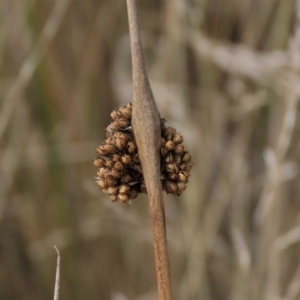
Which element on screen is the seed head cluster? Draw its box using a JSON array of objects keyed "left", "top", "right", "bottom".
[{"left": 94, "top": 102, "right": 193, "bottom": 203}]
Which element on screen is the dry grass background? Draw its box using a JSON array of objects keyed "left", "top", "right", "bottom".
[{"left": 0, "top": 0, "right": 300, "bottom": 299}]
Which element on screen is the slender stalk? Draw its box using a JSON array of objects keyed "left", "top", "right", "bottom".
[
  {"left": 53, "top": 246, "right": 61, "bottom": 300},
  {"left": 126, "top": 1, "right": 173, "bottom": 299}
]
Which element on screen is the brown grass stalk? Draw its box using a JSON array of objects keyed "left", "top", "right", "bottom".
[{"left": 126, "top": 0, "right": 172, "bottom": 299}]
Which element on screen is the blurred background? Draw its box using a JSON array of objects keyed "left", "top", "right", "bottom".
[{"left": 1, "top": 0, "right": 300, "bottom": 299}]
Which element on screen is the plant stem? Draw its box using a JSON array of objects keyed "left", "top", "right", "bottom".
[{"left": 126, "top": 1, "right": 173, "bottom": 299}]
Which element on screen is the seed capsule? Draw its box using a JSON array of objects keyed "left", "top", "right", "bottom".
[
  {"left": 114, "top": 132, "right": 127, "bottom": 150},
  {"left": 110, "top": 110, "right": 118, "bottom": 120},
  {"left": 109, "top": 195, "right": 118, "bottom": 202},
  {"left": 97, "top": 179, "right": 107, "bottom": 189},
  {"left": 161, "top": 148, "right": 168, "bottom": 156},
  {"left": 168, "top": 173, "right": 178, "bottom": 180},
  {"left": 173, "top": 133, "right": 183, "bottom": 144},
  {"left": 128, "top": 189, "right": 138, "bottom": 200},
  {"left": 118, "top": 193, "right": 128, "bottom": 203},
  {"left": 165, "top": 163, "right": 179, "bottom": 173},
  {"left": 182, "top": 152, "right": 191, "bottom": 163},
  {"left": 97, "top": 167, "right": 107, "bottom": 177},
  {"left": 119, "top": 184, "right": 130, "bottom": 194},
  {"left": 173, "top": 155, "right": 181, "bottom": 164},
  {"left": 107, "top": 186, "right": 119, "bottom": 195},
  {"left": 105, "top": 159, "right": 114, "bottom": 169},
  {"left": 174, "top": 144, "right": 184, "bottom": 155},
  {"left": 112, "top": 154, "right": 121, "bottom": 162},
  {"left": 164, "top": 127, "right": 176, "bottom": 140},
  {"left": 121, "top": 174, "right": 132, "bottom": 183},
  {"left": 165, "top": 153, "right": 174, "bottom": 164},
  {"left": 177, "top": 181, "right": 186, "bottom": 193},
  {"left": 127, "top": 141, "right": 136, "bottom": 153},
  {"left": 117, "top": 118, "right": 130, "bottom": 128},
  {"left": 165, "top": 141, "right": 175, "bottom": 151},
  {"left": 178, "top": 171, "right": 188, "bottom": 182},
  {"left": 114, "top": 161, "right": 124, "bottom": 171},
  {"left": 94, "top": 158, "right": 105, "bottom": 168},
  {"left": 104, "top": 176, "right": 118, "bottom": 186},
  {"left": 109, "top": 168, "right": 122, "bottom": 178},
  {"left": 132, "top": 154, "right": 140, "bottom": 164},
  {"left": 161, "top": 137, "right": 166, "bottom": 147},
  {"left": 122, "top": 154, "right": 132, "bottom": 164},
  {"left": 164, "top": 180, "right": 177, "bottom": 194}
]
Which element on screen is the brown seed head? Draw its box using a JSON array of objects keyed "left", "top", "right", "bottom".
[
  {"left": 110, "top": 110, "right": 118, "bottom": 120},
  {"left": 109, "top": 194, "right": 118, "bottom": 202},
  {"left": 97, "top": 179, "right": 107, "bottom": 189}
]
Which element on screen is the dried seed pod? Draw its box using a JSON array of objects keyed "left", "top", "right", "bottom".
[
  {"left": 117, "top": 107, "right": 131, "bottom": 119},
  {"left": 128, "top": 189, "right": 138, "bottom": 200},
  {"left": 114, "top": 132, "right": 127, "bottom": 150},
  {"left": 106, "top": 123, "right": 117, "bottom": 137},
  {"left": 94, "top": 158, "right": 105, "bottom": 168},
  {"left": 161, "top": 147, "right": 168, "bottom": 156},
  {"left": 173, "top": 133, "right": 183, "bottom": 144},
  {"left": 109, "top": 194, "right": 118, "bottom": 202},
  {"left": 121, "top": 173, "right": 132, "bottom": 183},
  {"left": 109, "top": 168, "right": 122, "bottom": 179},
  {"left": 178, "top": 163, "right": 187, "bottom": 171},
  {"left": 186, "top": 161, "right": 193, "bottom": 171},
  {"left": 182, "top": 152, "right": 191, "bottom": 163},
  {"left": 165, "top": 153, "right": 173, "bottom": 164},
  {"left": 105, "top": 159, "right": 115, "bottom": 169},
  {"left": 161, "top": 137, "right": 166, "bottom": 147},
  {"left": 168, "top": 173, "right": 178, "bottom": 180},
  {"left": 121, "top": 154, "right": 132, "bottom": 164},
  {"left": 164, "top": 127, "right": 176, "bottom": 141},
  {"left": 174, "top": 144, "right": 184, "bottom": 155},
  {"left": 165, "top": 141, "right": 175, "bottom": 151},
  {"left": 97, "top": 167, "right": 107, "bottom": 177},
  {"left": 114, "top": 161, "right": 124, "bottom": 171},
  {"left": 177, "top": 181, "right": 186, "bottom": 193},
  {"left": 165, "top": 163, "right": 179, "bottom": 174},
  {"left": 112, "top": 154, "right": 121, "bottom": 162},
  {"left": 164, "top": 180, "right": 177, "bottom": 194},
  {"left": 97, "top": 179, "right": 107, "bottom": 189},
  {"left": 178, "top": 171, "right": 188, "bottom": 182},
  {"left": 118, "top": 193, "right": 128, "bottom": 203},
  {"left": 110, "top": 110, "right": 118, "bottom": 120},
  {"left": 117, "top": 118, "right": 130, "bottom": 128},
  {"left": 127, "top": 141, "right": 136, "bottom": 153},
  {"left": 132, "top": 154, "right": 140, "bottom": 164},
  {"left": 104, "top": 176, "right": 118, "bottom": 186},
  {"left": 107, "top": 186, "right": 119, "bottom": 195},
  {"left": 173, "top": 155, "right": 181, "bottom": 164},
  {"left": 119, "top": 184, "right": 130, "bottom": 194}
]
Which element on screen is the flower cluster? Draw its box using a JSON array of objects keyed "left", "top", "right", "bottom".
[{"left": 94, "top": 102, "right": 192, "bottom": 202}]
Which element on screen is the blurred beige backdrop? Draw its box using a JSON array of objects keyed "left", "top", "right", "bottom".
[{"left": 0, "top": 0, "right": 300, "bottom": 299}]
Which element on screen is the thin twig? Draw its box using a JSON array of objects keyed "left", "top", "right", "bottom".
[
  {"left": 53, "top": 246, "right": 61, "bottom": 300},
  {"left": 126, "top": 1, "right": 172, "bottom": 299}
]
